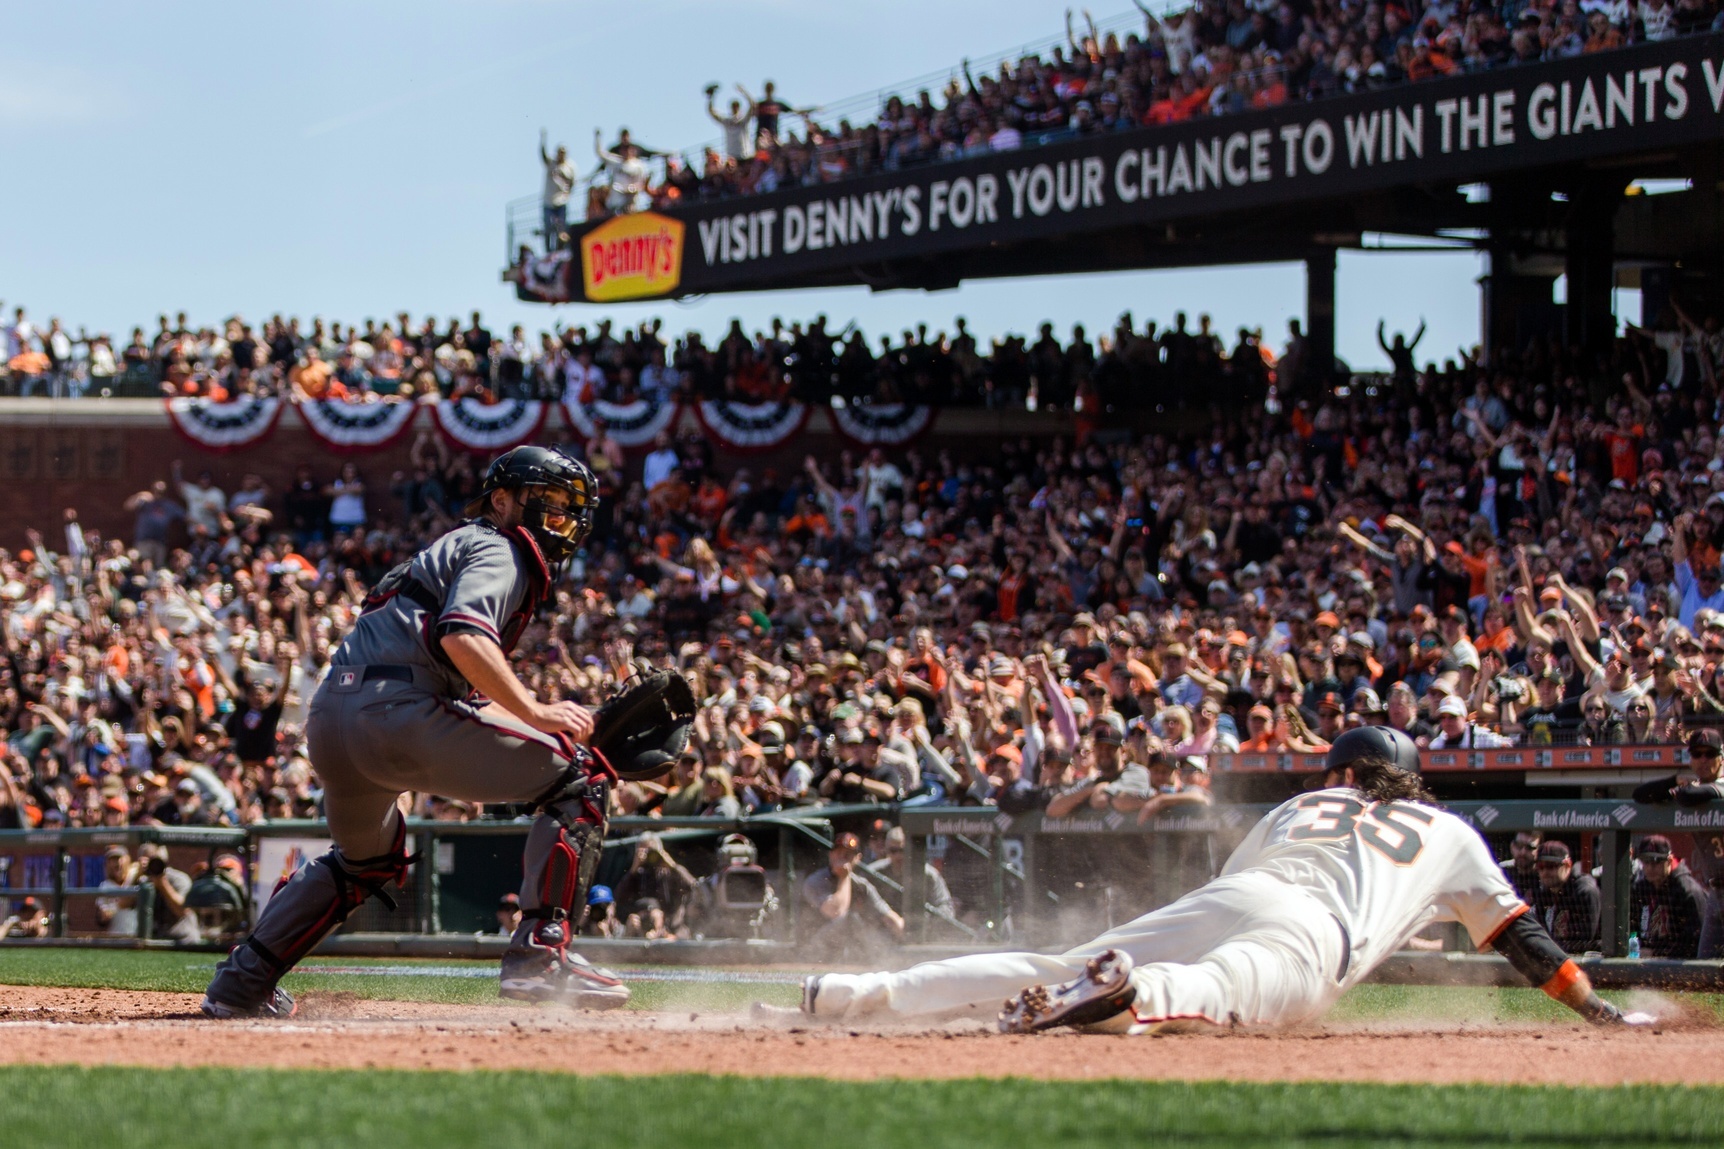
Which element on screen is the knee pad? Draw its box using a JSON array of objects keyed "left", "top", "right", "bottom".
[
  {"left": 332, "top": 818, "right": 417, "bottom": 913},
  {"left": 531, "top": 746, "right": 610, "bottom": 809},
  {"left": 246, "top": 817, "right": 416, "bottom": 977}
]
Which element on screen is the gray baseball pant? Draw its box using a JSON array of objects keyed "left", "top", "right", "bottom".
[{"left": 206, "top": 665, "right": 601, "bottom": 1007}]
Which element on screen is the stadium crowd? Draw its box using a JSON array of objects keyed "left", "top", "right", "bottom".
[
  {"left": 540, "top": 0, "right": 1724, "bottom": 227},
  {"left": 12, "top": 294, "right": 1720, "bottom": 414},
  {"left": 3, "top": 299, "right": 1297, "bottom": 408},
  {"left": 3, "top": 302, "right": 1724, "bottom": 953}
]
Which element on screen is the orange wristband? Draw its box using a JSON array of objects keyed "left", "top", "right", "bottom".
[{"left": 1540, "top": 959, "right": 1582, "bottom": 1000}]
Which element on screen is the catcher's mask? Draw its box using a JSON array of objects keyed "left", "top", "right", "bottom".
[{"left": 467, "top": 446, "right": 598, "bottom": 565}]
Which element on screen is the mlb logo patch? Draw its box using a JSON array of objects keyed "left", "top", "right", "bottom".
[{"left": 339, "top": 671, "right": 357, "bottom": 687}]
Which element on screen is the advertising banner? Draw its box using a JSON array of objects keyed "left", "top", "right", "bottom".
[
  {"left": 578, "top": 211, "right": 686, "bottom": 302},
  {"left": 521, "top": 34, "right": 1724, "bottom": 303}
]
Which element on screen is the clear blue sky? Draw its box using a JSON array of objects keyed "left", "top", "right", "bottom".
[{"left": 2, "top": 0, "right": 1487, "bottom": 370}]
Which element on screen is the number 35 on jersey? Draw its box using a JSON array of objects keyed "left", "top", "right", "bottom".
[{"left": 1287, "top": 793, "right": 1435, "bottom": 865}]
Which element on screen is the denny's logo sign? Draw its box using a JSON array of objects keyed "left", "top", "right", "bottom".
[{"left": 580, "top": 212, "right": 685, "bottom": 302}]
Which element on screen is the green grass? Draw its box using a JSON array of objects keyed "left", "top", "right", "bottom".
[
  {"left": 0, "top": 1068, "right": 1718, "bottom": 1148},
  {"left": 0, "top": 948, "right": 801, "bottom": 1011},
  {"left": 1329, "top": 983, "right": 1724, "bottom": 1026},
  {"left": 6, "top": 947, "right": 1721, "bottom": 1022}
]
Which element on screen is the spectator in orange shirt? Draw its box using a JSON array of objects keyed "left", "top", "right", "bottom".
[
  {"left": 1597, "top": 406, "right": 1644, "bottom": 485},
  {"left": 1251, "top": 59, "right": 1288, "bottom": 108},
  {"left": 1454, "top": 536, "right": 1497, "bottom": 600},
  {"left": 1237, "top": 703, "right": 1283, "bottom": 751},
  {"left": 103, "top": 634, "right": 130, "bottom": 680},
  {"left": 646, "top": 469, "right": 691, "bottom": 517},
  {"left": 900, "top": 627, "right": 948, "bottom": 699},
  {"left": 782, "top": 494, "right": 830, "bottom": 542},
  {"left": 289, "top": 349, "right": 346, "bottom": 401},
  {"left": 1477, "top": 602, "right": 1517, "bottom": 655},
  {"left": 1401, "top": 41, "right": 1457, "bottom": 82},
  {"left": 1146, "top": 74, "right": 1211, "bottom": 124},
  {"left": 173, "top": 637, "right": 218, "bottom": 721},
  {"left": 689, "top": 474, "right": 727, "bottom": 524},
  {"left": 1583, "top": 10, "right": 1625, "bottom": 52}
]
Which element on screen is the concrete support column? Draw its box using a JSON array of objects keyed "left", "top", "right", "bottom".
[
  {"left": 1563, "top": 180, "right": 1624, "bottom": 354},
  {"left": 1305, "top": 248, "right": 1336, "bottom": 389},
  {"left": 1481, "top": 241, "right": 1559, "bottom": 360}
]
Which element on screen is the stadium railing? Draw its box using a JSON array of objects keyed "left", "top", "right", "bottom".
[
  {"left": 1212, "top": 744, "right": 1695, "bottom": 774},
  {"left": 0, "top": 826, "right": 247, "bottom": 941},
  {"left": 3, "top": 797, "right": 1717, "bottom": 978},
  {"left": 897, "top": 799, "right": 1681, "bottom": 957}
]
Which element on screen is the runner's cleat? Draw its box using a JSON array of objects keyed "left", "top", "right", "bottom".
[
  {"left": 998, "top": 950, "right": 1134, "bottom": 1034},
  {"left": 201, "top": 987, "right": 297, "bottom": 1020},
  {"left": 802, "top": 974, "right": 822, "bottom": 1015}
]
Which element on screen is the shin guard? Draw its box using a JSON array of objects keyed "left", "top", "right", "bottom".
[
  {"left": 207, "top": 819, "right": 415, "bottom": 1009},
  {"left": 506, "top": 773, "right": 609, "bottom": 973}
]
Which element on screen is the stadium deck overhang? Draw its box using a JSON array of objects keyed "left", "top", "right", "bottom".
[{"left": 515, "top": 32, "right": 1724, "bottom": 369}]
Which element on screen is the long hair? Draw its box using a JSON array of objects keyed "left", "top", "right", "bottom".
[{"left": 1348, "top": 753, "right": 1439, "bottom": 805}]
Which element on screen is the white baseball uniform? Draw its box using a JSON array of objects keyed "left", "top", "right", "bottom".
[{"left": 811, "top": 788, "right": 1527, "bottom": 1030}]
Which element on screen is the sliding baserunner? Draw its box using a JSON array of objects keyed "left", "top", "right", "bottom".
[{"left": 796, "top": 727, "right": 1651, "bottom": 1034}]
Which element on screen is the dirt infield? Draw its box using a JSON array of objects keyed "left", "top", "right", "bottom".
[{"left": 2, "top": 985, "right": 1722, "bottom": 1084}]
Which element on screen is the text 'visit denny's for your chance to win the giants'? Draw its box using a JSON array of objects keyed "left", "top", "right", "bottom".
[{"left": 525, "top": 34, "right": 1724, "bottom": 304}]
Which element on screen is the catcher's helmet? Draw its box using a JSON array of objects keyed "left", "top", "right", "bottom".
[
  {"left": 1325, "top": 725, "right": 1421, "bottom": 776},
  {"left": 467, "top": 446, "right": 598, "bottom": 564}
]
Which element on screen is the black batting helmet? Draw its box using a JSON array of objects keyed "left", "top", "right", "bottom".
[
  {"left": 1325, "top": 725, "right": 1421, "bottom": 777},
  {"left": 467, "top": 445, "right": 598, "bottom": 565}
]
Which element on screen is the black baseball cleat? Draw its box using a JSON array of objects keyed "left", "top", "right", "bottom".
[
  {"left": 201, "top": 987, "right": 297, "bottom": 1020},
  {"left": 998, "top": 950, "right": 1135, "bottom": 1034}
]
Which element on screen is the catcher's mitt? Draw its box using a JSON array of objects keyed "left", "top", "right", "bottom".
[{"left": 590, "top": 667, "right": 696, "bottom": 781}]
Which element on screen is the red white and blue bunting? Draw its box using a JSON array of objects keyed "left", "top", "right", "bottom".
[
  {"left": 561, "top": 395, "right": 679, "bottom": 449},
  {"left": 694, "top": 399, "right": 809, "bottom": 453},
  {"left": 163, "top": 396, "right": 283, "bottom": 453},
  {"left": 431, "top": 398, "right": 548, "bottom": 453},
  {"left": 297, "top": 398, "right": 422, "bottom": 454},
  {"left": 514, "top": 249, "right": 576, "bottom": 304},
  {"left": 828, "top": 401, "right": 935, "bottom": 447}
]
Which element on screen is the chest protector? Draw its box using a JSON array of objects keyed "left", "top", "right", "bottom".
[{"left": 361, "top": 520, "right": 552, "bottom": 657}]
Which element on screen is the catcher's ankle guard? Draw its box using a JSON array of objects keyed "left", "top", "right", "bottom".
[{"left": 522, "top": 907, "right": 574, "bottom": 951}]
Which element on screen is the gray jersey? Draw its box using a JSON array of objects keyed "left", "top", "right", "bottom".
[{"left": 333, "top": 520, "right": 547, "bottom": 699}]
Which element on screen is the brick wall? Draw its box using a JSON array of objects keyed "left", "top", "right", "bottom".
[{"left": 0, "top": 404, "right": 1077, "bottom": 549}]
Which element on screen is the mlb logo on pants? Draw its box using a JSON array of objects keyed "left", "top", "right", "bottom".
[{"left": 339, "top": 671, "right": 356, "bottom": 686}]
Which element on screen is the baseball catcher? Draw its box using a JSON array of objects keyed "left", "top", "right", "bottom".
[
  {"left": 795, "top": 727, "right": 1654, "bottom": 1033},
  {"left": 204, "top": 445, "right": 688, "bottom": 1018}
]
